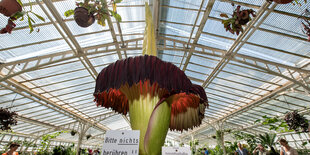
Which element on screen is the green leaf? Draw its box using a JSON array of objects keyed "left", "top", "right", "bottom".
[
  {"left": 17, "top": 0, "right": 23, "bottom": 7},
  {"left": 115, "top": 0, "right": 122, "bottom": 3},
  {"left": 27, "top": 14, "right": 34, "bottom": 33},
  {"left": 279, "top": 122, "right": 288, "bottom": 127},
  {"left": 31, "top": 12, "right": 45, "bottom": 22},
  {"left": 254, "top": 119, "right": 261, "bottom": 124},
  {"left": 302, "top": 141, "right": 308, "bottom": 146},
  {"left": 64, "top": 10, "right": 75, "bottom": 17},
  {"left": 97, "top": 17, "right": 106, "bottom": 26},
  {"left": 11, "top": 11, "right": 25, "bottom": 20},
  {"left": 113, "top": 13, "right": 122, "bottom": 22},
  {"left": 29, "top": 16, "right": 35, "bottom": 23}
]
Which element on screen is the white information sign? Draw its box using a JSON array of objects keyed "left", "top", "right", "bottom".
[
  {"left": 101, "top": 130, "right": 140, "bottom": 155},
  {"left": 162, "top": 146, "right": 191, "bottom": 155}
]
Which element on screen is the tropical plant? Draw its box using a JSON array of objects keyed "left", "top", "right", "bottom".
[
  {"left": 38, "top": 131, "right": 66, "bottom": 154},
  {"left": 64, "top": 0, "right": 122, "bottom": 28},
  {"left": 189, "top": 139, "right": 199, "bottom": 154},
  {"left": 0, "top": 108, "right": 18, "bottom": 131},
  {"left": 258, "top": 133, "right": 278, "bottom": 155},
  {"left": 220, "top": 4, "right": 256, "bottom": 35},
  {"left": 284, "top": 110, "right": 309, "bottom": 132},
  {"left": 210, "top": 145, "right": 224, "bottom": 155},
  {"left": 0, "top": 0, "right": 45, "bottom": 34},
  {"left": 232, "top": 131, "right": 259, "bottom": 152},
  {"left": 254, "top": 115, "right": 293, "bottom": 133},
  {"left": 53, "top": 144, "right": 76, "bottom": 155},
  {"left": 94, "top": 55, "right": 208, "bottom": 154},
  {"left": 225, "top": 141, "right": 238, "bottom": 155}
]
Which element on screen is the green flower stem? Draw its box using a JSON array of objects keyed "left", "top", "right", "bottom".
[{"left": 129, "top": 94, "right": 171, "bottom": 155}]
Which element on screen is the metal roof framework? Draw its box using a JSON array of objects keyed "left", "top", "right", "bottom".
[{"left": 0, "top": 0, "right": 309, "bottom": 151}]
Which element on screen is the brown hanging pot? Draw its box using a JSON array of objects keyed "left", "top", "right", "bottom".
[
  {"left": 272, "top": 0, "right": 293, "bottom": 4},
  {"left": 74, "top": 7, "right": 95, "bottom": 28},
  {"left": 0, "top": 0, "right": 22, "bottom": 17}
]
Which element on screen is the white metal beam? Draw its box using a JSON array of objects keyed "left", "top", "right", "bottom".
[
  {"left": 0, "top": 78, "right": 110, "bottom": 133},
  {"left": 179, "top": 74, "right": 309, "bottom": 139},
  {"left": 39, "top": 0, "right": 98, "bottom": 79},
  {"left": 201, "top": 1, "right": 273, "bottom": 88},
  {"left": 102, "top": 0, "right": 122, "bottom": 59},
  {"left": 181, "top": 0, "right": 215, "bottom": 70}
]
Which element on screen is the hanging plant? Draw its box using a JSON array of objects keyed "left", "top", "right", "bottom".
[
  {"left": 0, "top": 0, "right": 45, "bottom": 34},
  {"left": 70, "top": 130, "right": 77, "bottom": 136},
  {"left": 269, "top": 0, "right": 307, "bottom": 5},
  {"left": 284, "top": 110, "right": 309, "bottom": 132},
  {"left": 299, "top": 9, "right": 310, "bottom": 41},
  {"left": 64, "top": 0, "right": 122, "bottom": 28},
  {"left": 0, "top": 108, "right": 18, "bottom": 131},
  {"left": 220, "top": 5, "right": 256, "bottom": 35},
  {"left": 86, "top": 134, "right": 92, "bottom": 140}
]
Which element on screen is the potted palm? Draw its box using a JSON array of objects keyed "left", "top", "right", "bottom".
[
  {"left": 0, "top": 0, "right": 45, "bottom": 34},
  {"left": 220, "top": 5, "right": 256, "bottom": 35},
  {"left": 64, "top": 0, "right": 122, "bottom": 28}
]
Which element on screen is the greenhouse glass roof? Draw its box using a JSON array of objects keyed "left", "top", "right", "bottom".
[{"left": 0, "top": 0, "right": 309, "bottom": 151}]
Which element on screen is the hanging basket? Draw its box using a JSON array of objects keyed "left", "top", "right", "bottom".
[
  {"left": 86, "top": 134, "right": 92, "bottom": 140},
  {"left": 0, "top": 0, "right": 22, "bottom": 17},
  {"left": 272, "top": 0, "right": 293, "bottom": 4},
  {"left": 0, "top": 108, "right": 18, "bottom": 131},
  {"left": 71, "top": 130, "right": 77, "bottom": 136},
  {"left": 74, "top": 7, "right": 95, "bottom": 28}
]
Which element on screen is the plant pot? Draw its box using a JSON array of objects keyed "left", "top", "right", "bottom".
[
  {"left": 272, "top": 0, "right": 293, "bottom": 4},
  {"left": 70, "top": 130, "right": 77, "bottom": 136},
  {"left": 0, "top": 0, "right": 22, "bottom": 17},
  {"left": 0, "top": 108, "right": 18, "bottom": 130},
  {"left": 74, "top": 7, "right": 95, "bottom": 28}
]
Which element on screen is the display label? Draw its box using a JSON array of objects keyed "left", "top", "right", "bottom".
[
  {"left": 162, "top": 146, "right": 191, "bottom": 155},
  {"left": 101, "top": 130, "right": 140, "bottom": 155}
]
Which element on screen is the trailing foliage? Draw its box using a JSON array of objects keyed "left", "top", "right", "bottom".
[
  {"left": 0, "top": 108, "right": 18, "bottom": 131},
  {"left": 220, "top": 4, "right": 256, "bottom": 35},
  {"left": 255, "top": 115, "right": 293, "bottom": 133},
  {"left": 284, "top": 111, "right": 309, "bottom": 132}
]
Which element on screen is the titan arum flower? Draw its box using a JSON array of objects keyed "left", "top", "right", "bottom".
[{"left": 94, "top": 55, "right": 208, "bottom": 154}]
